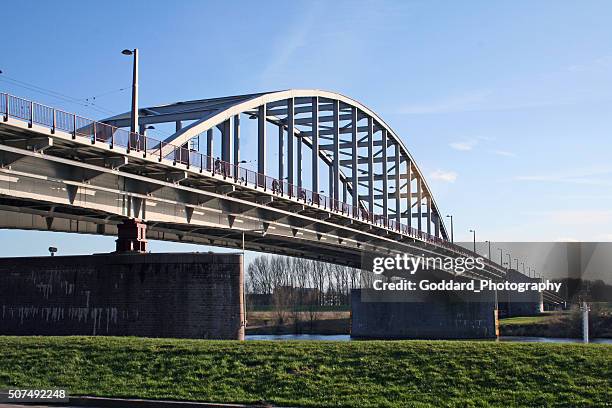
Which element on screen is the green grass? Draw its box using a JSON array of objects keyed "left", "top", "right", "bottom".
[
  {"left": 499, "top": 315, "right": 552, "bottom": 325},
  {"left": 0, "top": 337, "right": 611, "bottom": 408}
]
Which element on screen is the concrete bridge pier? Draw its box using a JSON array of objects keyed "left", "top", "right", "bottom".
[
  {"left": 350, "top": 284, "right": 498, "bottom": 340},
  {"left": 497, "top": 269, "right": 544, "bottom": 317}
]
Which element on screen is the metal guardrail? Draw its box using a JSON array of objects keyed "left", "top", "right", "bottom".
[{"left": 0, "top": 92, "right": 510, "bottom": 274}]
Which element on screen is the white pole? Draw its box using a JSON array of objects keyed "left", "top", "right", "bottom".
[
  {"left": 242, "top": 231, "right": 247, "bottom": 331},
  {"left": 582, "top": 301, "right": 589, "bottom": 343}
]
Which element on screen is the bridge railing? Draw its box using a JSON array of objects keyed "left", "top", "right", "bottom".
[{"left": 0, "top": 92, "right": 509, "bottom": 274}]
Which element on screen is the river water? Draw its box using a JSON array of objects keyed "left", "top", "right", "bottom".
[{"left": 246, "top": 334, "right": 612, "bottom": 344}]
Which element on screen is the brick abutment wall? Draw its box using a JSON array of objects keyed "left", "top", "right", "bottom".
[{"left": 0, "top": 252, "right": 244, "bottom": 340}]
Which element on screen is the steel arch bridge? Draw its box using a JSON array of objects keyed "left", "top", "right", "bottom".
[
  {"left": 0, "top": 89, "right": 565, "bottom": 306},
  {"left": 103, "top": 90, "right": 449, "bottom": 241}
]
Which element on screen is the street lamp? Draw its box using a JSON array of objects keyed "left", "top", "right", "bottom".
[
  {"left": 121, "top": 48, "right": 139, "bottom": 134},
  {"left": 498, "top": 248, "right": 504, "bottom": 265},
  {"left": 485, "top": 240, "right": 491, "bottom": 259},
  {"left": 469, "top": 229, "right": 476, "bottom": 253},
  {"left": 514, "top": 258, "right": 518, "bottom": 270},
  {"left": 445, "top": 214, "right": 454, "bottom": 243},
  {"left": 142, "top": 125, "right": 155, "bottom": 136},
  {"left": 506, "top": 253, "right": 511, "bottom": 270}
]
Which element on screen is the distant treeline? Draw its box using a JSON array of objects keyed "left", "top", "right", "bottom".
[
  {"left": 246, "top": 255, "right": 378, "bottom": 309},
  {"left": 554, "top": 278, "right": 612, "bottom": 302}
]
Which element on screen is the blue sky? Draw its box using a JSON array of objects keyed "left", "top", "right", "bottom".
[{"left": 1, "top": 0, "right": 611, "bottom": 260}]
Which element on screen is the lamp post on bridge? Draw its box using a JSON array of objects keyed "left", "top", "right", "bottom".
[
  {"left": 507, "top": 253, "right": 511, "bottom": 270},
  {"left": 469, "top": 229, "right": 476, "bottom": 253},
  {"left": 498, "top": 248, "right": 504, "bottom": 266},
  {"left": 485, "top": 240, "right": 491, "bottom": 260},
  {"left": 121, "top": 48, "right": 139, "bottom": 134},
  {"left": 445, "top": 214, "right": 454, "bottom": 243}
]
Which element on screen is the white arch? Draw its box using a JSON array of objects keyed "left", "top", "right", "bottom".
[{"left": 103, "top": 89, "right": 448, "bottom": 239}]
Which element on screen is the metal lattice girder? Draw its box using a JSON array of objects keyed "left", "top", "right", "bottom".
[{"left": 101, "top": 90, "right": 449, "bottom": 239}]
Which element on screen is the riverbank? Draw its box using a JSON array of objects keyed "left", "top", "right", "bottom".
[
  {"left": 246, "top": 310, "right": 349, "bottom": 335},
  {"left": 246, "top": 310, "right": 612, "bottom": 338},
  {"left": 1, "top": 336, "right": 610, "bottom": 407}
]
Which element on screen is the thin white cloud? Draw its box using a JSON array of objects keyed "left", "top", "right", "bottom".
[
  {"left": 516, "top": 175, "right": 612, "bottom": 187},
  {"left": 430, "top": 170, "right": 457, "bottom": 183},
  {"left": 567, "top": 55, "right": 612, "bottom": 73},
  {"left": 492, "top": 149, "right": 516, "bottom": 157},
  {"left": 398, "top": 90, "right": 491, "bottom": 115},
  {"left": 259, "top": 4, "right": 320, "bottom": 87},
  {"left": 450, "top": 140, "right": 477, "bottom": 151},
  {"left": 541, "top": 210, "right": 612, "bottom": 225},
  {"left": 397, "top": 86, "right": 591, "bottom": 116},
  {"left": 515, "top": 166, "right": 612, "bottom": 187}
]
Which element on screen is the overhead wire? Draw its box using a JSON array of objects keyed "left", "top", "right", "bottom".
[{"left": 0, "top": 73, "right": 125, "bottom": 117}]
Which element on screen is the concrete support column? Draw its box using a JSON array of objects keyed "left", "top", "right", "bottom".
[
  {"left": 311, "top": 97, "right": 319, "bottom": 193},
  {"left": 367, "top": 117, "right": 374, "bottom": 216},
  {"left": 258, "top": 104, "right": 266, "bottom": 175},
  {"left": 332, "top": 100, "right": 340, "bottom": 202},
  {"left": 233, "top": 115, "right": 240, "bottom": 165},
  {"left": 287, "top": 98, "right": 294, "bottom": 186}
]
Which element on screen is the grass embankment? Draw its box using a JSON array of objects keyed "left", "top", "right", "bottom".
[
  {"left": 499, "top": 315, "right": 552, "bottom": 325},
  {"left": 1, "top": 337, "right": 611, "bottom": 407}
]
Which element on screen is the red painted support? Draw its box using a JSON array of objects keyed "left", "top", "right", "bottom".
[{"left": 115, "top": 219, "right": 148, "bottom": 253}]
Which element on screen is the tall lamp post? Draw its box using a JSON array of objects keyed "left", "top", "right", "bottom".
[
  {"left": 485, "top": 240, "right": 491, "bottom": 260},
  {"left": 498, "top": 248, "right": 504, "bottom": 265},
  {"left": 445, "top": 214, "right": 454, "bottom": 243},
  {"left": 469, "top": 229, "right": 476, "bottom": 253},
  {"left": 121, "top": 48, "right": 139, "bottom": 134}
]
